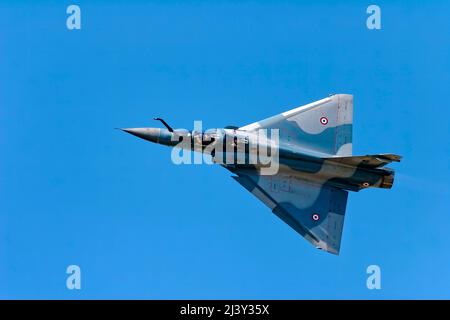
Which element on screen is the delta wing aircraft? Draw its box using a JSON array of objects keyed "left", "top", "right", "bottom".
[{"left": 120, "top": 94, "right": 401, "bottom": 254}]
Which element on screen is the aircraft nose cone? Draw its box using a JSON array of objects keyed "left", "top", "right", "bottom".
[{"left": 120, "top": 128, "right": 161, "bottom": 143}]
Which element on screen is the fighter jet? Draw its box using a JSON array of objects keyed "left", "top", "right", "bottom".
[{"left": 120, "top": 94, "right": 401, "bottom": 254}]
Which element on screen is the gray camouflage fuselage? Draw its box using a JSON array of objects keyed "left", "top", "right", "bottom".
[{"left": 122, "top": 126, "right": 395, "bottom": 191}]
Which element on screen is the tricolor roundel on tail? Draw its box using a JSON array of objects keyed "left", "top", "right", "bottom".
[{"left": 240, "top": 94, "right": 353, "bottom": 157}]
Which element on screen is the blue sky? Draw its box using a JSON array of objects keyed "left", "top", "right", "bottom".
[{"left": 1, "top": 1, "right": 449, "bottom": 299}]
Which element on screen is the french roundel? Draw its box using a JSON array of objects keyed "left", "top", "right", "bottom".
[
  {"left": 312, "top": 213, "right": 320, "bottom": 221},
  {"left": 320, "top": 117, "right": 328, "bottom": 125}
]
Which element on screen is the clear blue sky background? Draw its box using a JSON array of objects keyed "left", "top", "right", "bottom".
[{"left": 1, "top": 1, "right": 449, "bottom": 299}]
